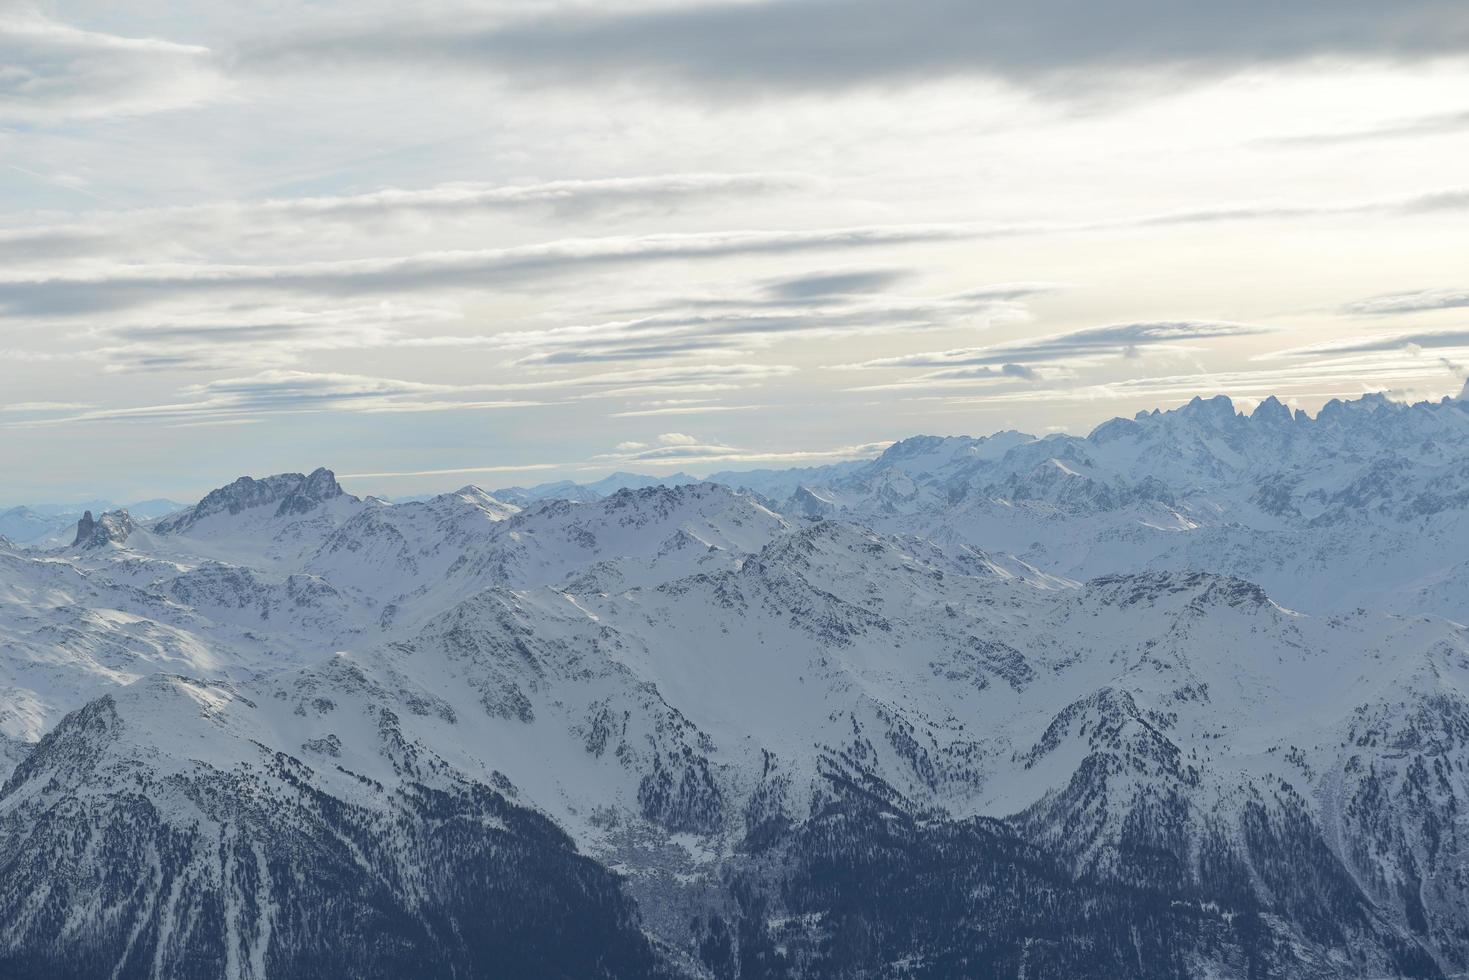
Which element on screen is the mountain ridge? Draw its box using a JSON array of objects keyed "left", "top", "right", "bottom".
[{"left": 4, "top": 388, "right": 1469, "bottom": 977}]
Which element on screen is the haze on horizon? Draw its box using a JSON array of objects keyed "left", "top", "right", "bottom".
[{"left": 5, "top": 0, "right": 1469, "bottom": 504}]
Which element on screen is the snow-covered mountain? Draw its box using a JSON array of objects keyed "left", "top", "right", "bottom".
[
  {"left": 721, "top": 391, "right": 1469, "bottom": 625},
  {"left": 493, "top": 470, "right": 700, "bottom": 506},
  {"left": 4, "top": 389, "right": 1469, "bottom": 978},
  {"left": 0, "top": 498, "right": 184, "bottom": 547}
]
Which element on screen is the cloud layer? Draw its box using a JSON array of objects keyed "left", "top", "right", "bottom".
[
  {"left": 245, "top": 1, "right": 1469, "bottom": 96},
  {"left": 6, "top": 3, "right": 1469, "bottom": 502}
]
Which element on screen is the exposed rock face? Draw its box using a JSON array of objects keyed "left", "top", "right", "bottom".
[
  {"left": 155, "top": 467, "right": 346, "bottom": 533},
  {"left": 71, "top": 509, "right": 135, "bottom": 548}
]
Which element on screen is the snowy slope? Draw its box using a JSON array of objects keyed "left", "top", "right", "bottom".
[
  {"left": 6, "top": 519, "right": 1469, "bottom": 974},
  {"left": 4, "top": 390, "right": 1469, "bottom": 977}
]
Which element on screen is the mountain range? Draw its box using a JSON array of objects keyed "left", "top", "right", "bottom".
[{"left": 3, "top": 389, "right": 1469, "bottom": 978}]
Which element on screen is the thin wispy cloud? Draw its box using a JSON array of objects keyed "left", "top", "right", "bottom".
[
  {"left": 1265, "top": 328, "right": 1469, "bottom": 358},
  {"left": 1260, "top": 108, "right": 1469, "bottom": 147},
  {"left": 609, "top": 403, "right": 765, "bottom": 418},
  {"left": 1340, "top": 287, "right": 1469, "bottom": 316},
  {"left": 846, "top": 321, "right": 1269, "bottom": 372},
  {"left": 591, "top": 432, "right": 890, "bottom": 469},
  {"left": 340, "top": 435, "right": 890, "bottom": 482},
  {"left": 914, "top": 353, "right": 1467, "bottom": 411},
  {"left": 0, "top": 173, "right": 816, "bottom": 266},
  {"left": 0, "top": 4, "right": 224, "bottom": 120},
  {"left": 15, "top": 271, "right": 1055, "bottom": 378},
  {"left": 0, "top": 224, "right": 976, "bottom": 318},
  {"left": 5, "top": 370, "right": 542, "bottom": 427},
  {"left": 5, "top": 362, "right": 800, "bottom": 427},
  {"left": 8, "top": 176, "right": 1465, "bottom": 272},
  {"left": 499, "top": 284, "right": 1052, "bottom": 366}
]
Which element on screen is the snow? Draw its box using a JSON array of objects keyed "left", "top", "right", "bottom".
[{"left": 4, "top": 390, "right": 1469, "bottom": 972}]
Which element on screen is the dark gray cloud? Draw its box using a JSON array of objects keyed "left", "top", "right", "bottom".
[
  {"left": 243, "top": 1, "right": 1469, "bottom": 95},
  {"left": 761, "top": 268, "right": 911, "bottom": 300}
]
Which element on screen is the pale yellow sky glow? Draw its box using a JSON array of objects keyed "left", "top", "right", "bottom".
[{"left": 4, "top": 1, "right": 1469, "bottom": 501}]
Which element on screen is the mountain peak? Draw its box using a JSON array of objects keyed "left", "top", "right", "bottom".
[
  {"left": 157, "top": 467, "right": 348, "bottom": 533},
  {"left": 1249, "top": 395, "right": 1293, "bottom": 424},
  {"left": 1177, "top": 393, "right": 1237, "bottom": 421},
  {"left": 72, "top": 509, "right": 135, "bottom": 548},
  {"left": 275, "top": 467, "right": 345, "bottom": 516},
  {"left": 876, "top": 434, "right": 968, "bottom": 462}
]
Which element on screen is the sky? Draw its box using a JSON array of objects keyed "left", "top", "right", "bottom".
[{"left": 4, "top": 0, "right": 1469, "bottom": 504}]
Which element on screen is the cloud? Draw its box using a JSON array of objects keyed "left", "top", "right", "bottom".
[
  {"left": 0, "top": 223, "right": 976, "bottom": 318},
  {"left": 567, "top": 363, "right": 797, "bottom": 398},
  {"left": 5, "top": 361, "right": 802, "bottom": 427},
  {"left": 242, "top": 172, "right": 816, "bottom": 222},
  {"left": 657, "top": 432, "right": 700, "bottom": 446},
  {"left": 5, "top": 369, "right": 542, "bottom": 427},
  {"left": 761, "top": 268, "right": 912, "bottom": 300},
  {"left": 609, "top": 403, "right": 763, "bottom": 418},
  {"left": 0, "top": 400, "right": 91, "bottom": 412},
  {"left": 342, "top": 462, "right": 562, "bottom": 481},
  {"left": 510, "top": 338, "right": 747, "bottom": 366},
  {"left": 140, "top": 182, "right": 1463, "bottom": 329},
  {"left": 848, "top": 320, "right": 1268, "bottom": 372},
  {"left": 241, "top": 1, "right": 1469, "bottom": 97},
  {"left": 0, "top": 173, "right": 816, "bottom": 268},
  {"left": 46, "top": 268, "right": 1053, "bottom": 376},
  {"left": 1266, "top": 328, "right": 1469, "bottom": 358},
  {"left": 342, "top": 435, "right": 890, "bottom": 484},
  {"left": 845, "top": 362, "right": 1060, "bottom": 393},
  {"left": 73, "top": 304, "right": 455, "bottom": 373},
  {"left": 1339, "top": 287, "right": 1469, "bottom": 316},
  {"left": 17, "top": 179, "right": 1469, "bottom": 273},
  {"left": 591, "top": 434, "right": 890, "bottom": 469},
  {"left": 0, "top": 5, "right": 223, "bottom": 121},
  {"left": 498, "top": 283, "right": 1055, "bottom": 366},
  {"left": 915, "top": 351, "right": 1468, "bottom": 410},
  {"left": 1261, "top": 108, "right": 1469, "bottom": 147}
]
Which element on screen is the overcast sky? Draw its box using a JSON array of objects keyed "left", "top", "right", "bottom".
[{"left": 5, "top": 0, "right": 1469, "bottom": 504}]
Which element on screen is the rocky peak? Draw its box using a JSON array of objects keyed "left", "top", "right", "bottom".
[
  {"left": 1250, "top": 395, "right": 1294, "bottom": 426},
  {"left": 1175, "top": 393, "right": 1238, "bottom": 425},
  {"left": 787, "top": 485, "right": 838, "bottom": 518},
  {"left": 274, "top": 467, "right": 345, "bottom": 516},
  {"left": 72, "top": 509, "right": 135, "bottom": 549},
  {"left": 157, "top": 467, "right": 347, "bottom": 532}
]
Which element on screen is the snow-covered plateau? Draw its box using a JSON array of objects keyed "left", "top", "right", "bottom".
[{"left": 4, "top": 389, "right": 1469, "bottom": 978}]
